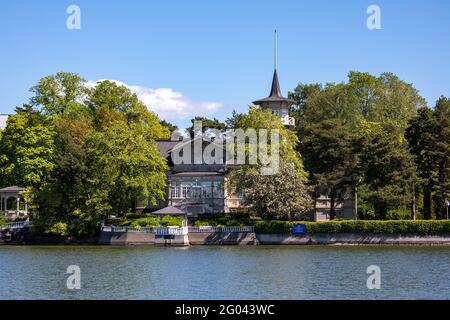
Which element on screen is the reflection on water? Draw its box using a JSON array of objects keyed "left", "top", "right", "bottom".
[{"left": 0, "top": 245, "right": 449, "bottom": 300}]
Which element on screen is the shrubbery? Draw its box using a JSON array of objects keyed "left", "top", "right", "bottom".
[
  {"left": 44, "top": 222, "right": 69, "bottom": 237},
  {"left": 194, "top": 214, "right": 258, "bottom": 227},
  {"left": 0, "top": 215, "right": 6, "bottom": 226},
  {"left": 254, "top": 220, "right": 450, "bottom": 234},
  {"left": 119, "top": 216, "right": 184, "bottom": 227}
]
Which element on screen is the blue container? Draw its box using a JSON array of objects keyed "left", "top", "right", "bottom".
[{"left": 292, "top": 224, "right": 307, "bottom": 235}]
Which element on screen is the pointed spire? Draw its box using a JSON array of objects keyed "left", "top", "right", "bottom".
[
  {"left": 268, "top": 30, "right": 282, "bottom": 98},
  {"left": 274, "top": 29, "right": 278, "bottom": 71},
  {"left": 252, "top": 30, "right": 295, "bottom": 107},
  {"left": 269, "top": 69, "right": 282, "bottom": 98}
]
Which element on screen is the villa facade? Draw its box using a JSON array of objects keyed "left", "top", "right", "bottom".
[{"left": 151, "top": 67, "right": 356, "bottom": 221}]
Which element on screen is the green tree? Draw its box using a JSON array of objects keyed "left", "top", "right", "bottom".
[
  {"left": 432, "top": 97, "right": 450, "bottom": 219},
  {"left": 291, "top": 71, "right": 425, "bottom": 220},
  {"left": 225, "top": 109, "right": 244, "bottom": 128},
  {"left": 0, "top": 105, "right": 55, "bottom": 189},
  {"left": 88, "top": 80, "right": 170, "bottom": 139},
  {"left": 300, "top": 118, "right": 360, "bottom": 219},
  {"left": 405, "top": 106, "right": 437, "bottom": 219},
  {"left": 85, "top": 119, "right": 168, "bottom": 216},
  {"left": 227, "top": 107, "right": 311, "bottom": 219},
  {"left": 348, "top": 71, "right": 426, "bottom": 131},
  {"left": 28, "top": 75, "right": 170, "bottom": 234},
  {"left": 288, "top": 82, "right": 323, "bottom": 129},
  {"left": 30, "top": 72, "right": 87, "bottom": 116},
  {"left": 188, "top": 116, "right": 226, "bottom": 138},
  {"left": 360, "top": 122, "right": 417, "bottom": 219},
  {"left": 160, "top": 120, "right": 178, "bottom": 134}
]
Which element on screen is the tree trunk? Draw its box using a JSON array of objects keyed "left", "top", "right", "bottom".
[
  {"left": 423, "top": 188, "right": 432, "bottom": 220},
  {"left": 131, "top": 198, "right": 137, "bottom": 214},
  {"left": 376, "top": 202, "right": 387, "bottom": 220},
  {"left": 329, "top": 192, "right": 336, "bottom": 221},
  {"left": 434, "top": 194, "right": 442, "bottom": 220},
  {"left": 411, "top": 185, "right": 416, "bottom": 220}
]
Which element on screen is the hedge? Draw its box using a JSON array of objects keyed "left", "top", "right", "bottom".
[{"left": 254, "top": 220, "right": 450, "bottom": 235}]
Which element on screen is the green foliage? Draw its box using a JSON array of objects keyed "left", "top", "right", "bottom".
[
  {"left": 406, "top": 98, "right": 450, "bottom": 219},
  {"left": 255, "top": 220, "right": 450, "bottom": 234},
  {"left": 291, "top": 72, "right": 425, "bottom": 220},
  {"left": 227, "top": 107, "right": 312, "bottom": 219},
  {"left": 348, "top": 71, "right": 425, "bottom": 131},
  {"left": 188, "top": 116, "right": 226, "bottom": 138},
  {"left": 359, "top": 122, "right": 417, "bottom": 219},
  {"left": 0, "top": 72, "right": 170, "bottom": 237},
  {"left": 0, "top": 105, "right": 56, "bottom": 188},
  {"left": 30, "top": 72, "right": 88, "bottom": 116},
  {"left": 194, "top": 214, "right": 256, "bottom": 227},
  {"left": 44, "top": 222, "right": 69, "bottom": 237},
  {"left": 254, "top": 220, "right": 293, "bottom": 234},
  {"left": 121, "top": 215, "right": 184, "bottom": 227}
]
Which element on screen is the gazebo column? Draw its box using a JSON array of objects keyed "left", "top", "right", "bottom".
[
  {"left": 24, "top": 199, "right": 28, "bottom": 216},
  {"left": 17, "top": 197, "right": 20, "bottom": 216}
]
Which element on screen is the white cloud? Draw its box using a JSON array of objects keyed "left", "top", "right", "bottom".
[{"left": 86, "top": 79, "right": 223, "bottom": 121}]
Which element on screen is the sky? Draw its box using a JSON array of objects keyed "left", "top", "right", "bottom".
[{"left": 1, "top": 0, "right": 449, "bottom": 129}]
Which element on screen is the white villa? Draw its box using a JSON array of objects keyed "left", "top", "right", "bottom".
[{"left": 150, "top": 66, "right": 355, "bottom": 221}]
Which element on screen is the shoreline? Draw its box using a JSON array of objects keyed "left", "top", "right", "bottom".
[{"left": 3, "top": 231, "right": 450, "bottom": 246}]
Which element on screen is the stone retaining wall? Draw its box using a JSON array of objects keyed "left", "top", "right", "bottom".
[
  {"left": 256, "top": 233, "right": 450, "bottom": 245},
  {"left": 94, "top": 231, "right": 450, "bottom": 246},
  {"left": 189, "top": 232, "right": 257, "bottom": 245},
  {"left": 98, "top": 231, "right": 256, "bottom": 245},
  {"left": 98, "top": 231, "right": 189, "bottom": 246}
]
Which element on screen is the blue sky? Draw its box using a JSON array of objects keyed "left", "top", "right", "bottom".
[{"left": 1, "top": 0, "right": 449, "bottom": 128}]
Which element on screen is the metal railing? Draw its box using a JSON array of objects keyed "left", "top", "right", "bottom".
[
  {"left": 155, "top": 227, "right": 188, "bottom": 236},
  {"left": 100, "top": 225, "right": 254, "bottom": 234},
  {"left": 1, "top": 221, "right": 32, "bottom": 230},
  {"left": 188, "top": 226, "right": 254, "bottom": 233},
  {"left": 100, "top": 226, "right": 154, "bottom": 233}
]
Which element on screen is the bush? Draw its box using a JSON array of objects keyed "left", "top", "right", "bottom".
[
  {"left": 45, "top": 222, "right": 69, "bottom": 237},
  {"left": 194, "top": 215, "right": 256, "bottom": 227},
  {"left": 106, "top": 217, "right": 124, "bottom": 225},
  {"left": 0, "top": 215, "right": 6, "bottom": 226},
  {"left": 120, "top": 216, "right": 184, "bottom": 228},
  {"left": 255, "top": 220, "right": 450, "bottom": 235}
]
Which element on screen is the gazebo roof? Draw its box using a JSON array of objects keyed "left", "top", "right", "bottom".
[
  {"left": 0, "top": 186, "right": 24, "bottom": 192},
  {"left": 151, "top": 206, "right": 189, "bottom": 216}
]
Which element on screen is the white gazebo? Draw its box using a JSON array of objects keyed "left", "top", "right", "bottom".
[
  {"left": 0, "top": 186, "right": 28, "bottom": 218},
  {"left": 151, "top": 206, "right": 190, "bottom": 227}
]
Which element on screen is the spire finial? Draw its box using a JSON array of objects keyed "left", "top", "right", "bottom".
[{"left": 274, "top": 29, "right": 278, "bottom": 70}]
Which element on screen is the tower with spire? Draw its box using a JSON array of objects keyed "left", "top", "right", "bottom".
[{"left": 253, "top": 30, "right": 295, "bottom": 126}]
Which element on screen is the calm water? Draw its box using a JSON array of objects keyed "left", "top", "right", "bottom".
[{"left": 0, "top": 245, "right": 449, "bottom": 300}]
